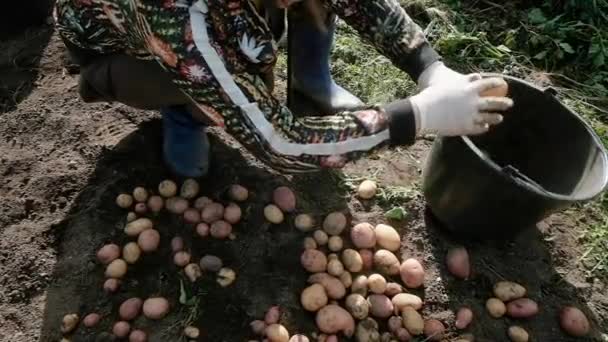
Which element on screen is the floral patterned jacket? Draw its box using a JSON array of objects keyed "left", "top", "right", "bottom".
[{"left": 55, "top": 0, "right": 440, "bottom": 172}]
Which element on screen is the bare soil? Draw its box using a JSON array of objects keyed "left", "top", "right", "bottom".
[{"left": 1, "top": 24, "right": 606, "bottom": 342}]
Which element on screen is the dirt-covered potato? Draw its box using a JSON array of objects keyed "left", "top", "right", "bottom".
[
  {"left": 119, "top": 297, "right": 143, "bottom": 321},
  {"left": 357, "top": 180, "right": 377, "bottom": 199},
  {"left": 217, "top": 268, "right": 236, "bottom": 287},
  {"left": 368, "top": 274, "right": 387, "bottom": 294},
  {"left": 183, "top": 208, "right": 201, "bottom": 224},
  {"left": 61, "top": 313, "right": 79, "bottom": 334},
  {"left": 143, "top": 297, "right": 170, "bottom": 320},
  {"left": 194, "top": 196, "right": 213, "bottom": 210},
  {"left": 423, "top": 319, "right": 445, "bottom": 341},
  {"left": 273, "top": 186, "right": 296, "bottom": 212},
  {"left": 506, "top": 298, "right": 539, "bottom": 318},
  {"left": 196, "top": 222, "right": 210, "bottom": 237},
  {"left": 201, "top": 202, "right": 225, "bottom": 223},
  {"left": 133, "top": 187, "right": 148, "bottom": 202},
  {"left": 301, "top": 249, "right": 328, "bottom": 273},
  {"left": 486, "top": 298, "right": 507, "bottom": 318},
  {"left": 446, "top": 246, "right": 471, "bottom": 279},
  {"left": 388, "top": 316, "right": 403, "bottom": 333},
  {"left": 210, "top": 220, "right": 233, "bottom": 239},
  {"left": 180, "top": 179, "right": 199, "bottom": 199},
  {"left": 350, "top": 223, "right": 376, "bottom": 249},
  {"left": 316, "top": 305, "right": 355, "bottom": 337},
  {"left": 158, "top": 180, "right": 177, "bottom": 198},
  {"left": 250, "top": 320, "right": 266, "bottom": 335},
  {"left": 295, "top": 214, "right": 315, "bottom": 232},
  {"left": 303, "top": 237, "right": 317, "bottom": 250},
  {"left": 399, "top": 258, "right": 425, "bottom": 288},
  {"left": 184, "top": 326, "right": 200, "bottom": 339},
  {"left": 359, "top": 249, "right": 373, "bottom": 271},
  {"left": 123, "top": 242, "right": 141, "bottom": 264},
  {"left": 345, "top": 293, "right": 370, "bottom": 320},
  {"left": 351, "top": 275, "right": 368, "bottom": 296},
  {"left": 374, "top": 224, "right": 400, "bottom": 252},
  {"left": 301, "top": 284, "right": 328, "bottom": 312},
  {"left": 147, "top": 196, "right": 163, "bottom": 213},
  {"left": 355, "top": 318, "right": 379, "bottom": 342},
  {"left": 173, "top": 251, "right": 191, "bottom": 267},
  {"left": 103, "top": 278, "right": 121, "bottom": 293},
  {"left": 313, "top": 230, "right": 329, "bottom": 246},
  {"left": 265, "top": 306, "right": 280, "bottom": 324},
  {"left": 328, "top": 236, "right": 343, "bottom": 252},
  {"left": 402, "top": 307, "right": 424, "bottom": 335},
  {"left": 228, "top": 184, "right": 249, "bottom": 202},
  {"left": 137, "top": 229, "right": 160, "bottom": 252},
  {"left": 493, "top": 281, "right": 526, "bottom": 302},
  {"left": 368, "top": 294, "right": 394, "bottom": 318},
  {"left": 385, "top": 283, "right": 403, "bottom": 297},
  {"left": 342, "top": 249, "right": 363, "bottom": 273},
  {"left": 105, "top": 259, "right": 128, "bottom": 278},
  {"left": 113, "top": 321, "right": 131, "bottom": 338},
  {"left": 340, "top": 271, "right": 352, "bottom": 288},
  {"left": 507, "top": 326, "right": 529, "bottom": 342},
  {"left": 165, "top": 197, "right": 189, "bottom": 214},
  {"left": 395, "top": 328, "right": 412, "bottom": 342},
  {"left": 116, "top": 194, "right": 134, "bottom": 209},
  {"left": 322, "top": 212, "right": 347, "bottom": 236},
  {"left": 327, "top": 259, "right": 344, "bottom": 277},
  {"left": 126, "top": 212, "right": 137, "bottom": 223},
  {"left": 223, "top": 203, "right": 242, "bottom": 224},
  {"left": 97, "top": 244, "right": 120, "bottom": 265},
  {"left": 185, "top": 263, "right": 202, "bottom": 282},
  {"left": 264, "top": 204, "right": 284, "bottom": 224},
  {"left": 200, "top": 255, "right": 223, "bottom": 272},
  {"left": 392, "top": 293, "right": 423, "bottom": 312},
  {"left": 129, "top": 329, "right": 147, "bottom": 342},
  {"left": 266, "top": 324, "right": 290, "bottom": 342},
  {"left": 83, "top": 313, "right": 101, "bottom": 328},
  {"left": 125, "top": 218, "right": 153, "bottom": 237},
  {"left": 374, "top": 250, "right": 400, "bottom": 276},
  {"left": 308, "top": 273, "right": 346, "bottom": 299},
  {"left": 560, "top": 306, "right": 590, "bottom": 337},
  {"left": 455, "top": 307, "right": 473, "bottom": 329}
]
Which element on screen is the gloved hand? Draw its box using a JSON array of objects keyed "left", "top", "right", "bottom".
[
  {"left": 411, "top": 77, "right": 513, "bottom": 136},
  {"left": 417, "top": 61, "right": 480, "bottom": 89}
]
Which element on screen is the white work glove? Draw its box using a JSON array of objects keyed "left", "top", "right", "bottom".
[
  {"left": 411, "top": 77, "right": 513, "bottom": 136},
  {"left": 417, "top": 61, "right": 479, "bottom": 89}
]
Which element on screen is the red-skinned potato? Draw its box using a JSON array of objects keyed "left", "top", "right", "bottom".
[
  {"left": 210, "top": 220, "right": 232, "bottom": 239},
  {"left": 97, "top": 244, "right": 121, "bottom": 265},
  {"left": 265, "top": 306, "right": 280, "bottom": 324},
  {"left": 506, "top": 298, "right": 539, "bottom": 318},
  {"left": 325, "top": 335, "right": 338, "bottom": 342},
  {"left": 289, "top": 335, "right": 309, "bottom": 342},
  {"left": 423, "top": 319, "right": 445, "bottom": 341},
  {"left": 142, "top": 297, "right": 170, "bottom": 320},
  {"left": 158, "top": 180, "right": 177, "bottom": 198},
  {"left": 351, "top": 223, "right": 376, "bottom": 249},
  {"left": 228, "top": 184, "right": 249, "bottom": 202},
  {"left": 345, "top": 293, "right": 370, "bottom": 320},
  {"left": 194, "top": 196, "right": 213, "bottom": 209},
  {"left": 316, "top": 305, "right": 355, "bottom": 337},
  {"left": 165, "top": 197, "right": 189, "bottom": 214},
  {"left": 250, "top": 320, "right": 266, "bottom": 335},
  {"left": 301, "top": 284, "right": 328, "bottom": 312},
  {"left": 402, "top": 307, "right": 424, "bottom": 335},
  {"left": 359, "top": 249, "right": 373, "bottom": 271},
  {"left": 196, "top": 222, "right": 210, "bottom": 237},
  {"left": 123, "top": 242, "right": 141, "bottom": 264},
  {"left": 455, "top": 307, "right": 473, "bottom": 329},
  {"left": 323, "top": 212, "right": 347, "bottom": 236},
  {"left": 301, "top": 249, "right": 327, "bottom": 273},
  {"left": 183, "top": 208, "right": 201, "bottom": 224},
  {"left": 105, "top": 259, "right": 128, "bottom": 278},
  {"left": 395, "top": 328, "right": 412, "bottom": 341},
  {"left": 308, "top": 273, "right": 346, "bottom": 299},
  {"left": 385, "top": 282, "right": 403, "bottom": 297},
  {"left": 134, "top": 203, "right": 147, "bottom": 215},
  {"left": 273, "top": 186, "right": 296, "bottom": 212},
  {"left": 147, "top": 196, "right": 163, "bottom": 213},
  {"left": 119, "top": 297, "right": 143, "bottom": 321},
  {"left": 180, "top": 179, "right": 199, "bottom": 199},
  {"left": 224, "top": 203, "right": 242, "bottom": 224},
  {"left": 295, "top": 214, "right": 315, "bottom": 232},
  {"left": 116, "top": 194, "right": 134, "bottom": 209},
  {"left": 446, "top": 246, "right": 471, "bottom": 279},
  {"left": 173, "top": 251, "right": 191, "bottom": 267},
  {"left": 170, "top": 236, "right": 184, "bottom": 252},
  {"left": 83, "top": 313, "right": 101, "bottom": 328},
  {"left": 374, "top": 224, "right": 400, "bottom": 251},
  {"left": 103, "top": 278, "right": 121, "bottom": 293},
  {"left": 392, "top": 293, "right": 423, "bottom": 312},
  {"left": 113, "top": 321, "right": 131, "bottom": 338},
  {"left": 399, "top": 258, "right": 425, "bottom": 288},
  {"left": 374, "top": 250, "right": 400, "bottom": 275},
  {"left": 200, "top": 255, "right": 223, "bottom": 272},
  {"left": 125, "top": 218, "right": 153, "bottom": 237},
  {"left": 129, "top": 329, "right": 147, "bottom": 342},
  {"left": 560, "top": 306, "right": 590, "bottom": 337},
  {"left": 266, "top": 324, "right": 290, "bottom": 342},
  {"left": 368, "top": 294, "right": 394, "bottom": 318},
  {"left": 342, "top": 249, "right": 363, "bottom": 273},
  {"left": 138, "top": 229, "right": 160, "bottom": 252},
  {"left": 201, "top": 203, "right": 224, "bottom": 223}
]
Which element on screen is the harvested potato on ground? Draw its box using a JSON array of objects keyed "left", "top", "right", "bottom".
[
  {"left": 395, "top": 328, "right": 412, "bottom": 341},
  {"left": 327, "top": 259, "right": 344, "bottom": 277},
  {"left": 327, "top": 253, "right": 338, "bottom": 261},
  {"left": 229, "top": 184, "right": 249, "bottom": 202},
  {"left": 184, "top": 326, "right": 200, "bottom": 339},
  {"left": 173, "top": 251, "right": 191, "bottom": 267},
  {"left": 170, "top": 237, "right": 184, "bottom": 252},
  {"left": 119, "top": 297, "right": 143, "bottom": 321},
  {"left": 355, "top": 318, "right": 379, "bottom": 341},
  {"left": 368, "top": 294, "right": 394, "bottom": 318},
  {"left": 308, "top": 273, "right": 346, "bottom": 299},
  {"left": 83, "top": 313, "right": 101, "bottom": 328},
  {"left": 295, "top": 214, "right": 315, "bottom": 232},
  {"left": 423, "top": 319, "right": 445, "bottom": 341},
  {"left": 201, "top": 203, "right": 225, "bottom": 223},
  {"left": 399, "top": 259, "right": 425, "bottom": 288},
  {"left": 129, "top": 329, "right": 147, "bottom": 342},
  {"left": 147, "top": 196, "right": 163, "bottom": 213},
  {"left": 224, "top": 203, "right": 242, "bottom": 224},
  {"left": 316, "top": 305, "right": 355, "bottom": 337},
  {"left": 273, "top": 186, "right": 296, "bottom": 212},
  {"left": 455, "top": 307, "right": 473, "bottom": 330},
  {"left": 126, "top": 212, "right": 137, "bottom": 223},
  {"left": 328, "top": 236, "right": 343, "bottom": 252},
  {"left": 374, "top": 224, "right": 401, "bottom": 252},
  {"left": 358, "top": 180, "right": 377, "bottom": 199},
  {"left": 266, "top": 324, "right": 290, "bottom": 342},
  {"left": 374, "top": 250, "right": 400, "bottom": 276},
  {"left": 137, "top": 229, "right": 160, "bottom": 252},
  {"left": 392, "top": 293, "right": 423, "bottom": 312},
  {"left": 345, "top": 293, "right": 370, "bottom": 320},
  {"left": 200, "top": 255, "right": 223, "bottom": 272},
  {"left": 350, "top": 223, "right": 376, "bottom": 249},
  {"left": 493, "top": 281, "right": 526, "bottom": 302},
  {"left": 264, "top": 204, "right": 284, "bottom": 224},
  {"left": 143, "top": 297, "right": 170, "bottom": 320},
  {"left": 301, "top": 249, "right": 328, "bottom": 273},
  {"left": 103, "top": 278, "right": 121, "bottom": 293},
  {"left": 380, "top": 332, "right": 393, "bottom": 342},
  {"left": 351, "top": 275, "right": 369, "bottom": 296},
  {"left": 402, "top": 307, "right": 424, "bottom": 335},
  {"left": 301, "top": 284, "right": 328, "bottom": 312},
  {"left": 196, "top": 222, "right": 210, "bottom": 237},
  {"left": 560, "top": 306, "right": 590, "bottom": 337},
  {"left": 342, "top": 249, "right": 363, "bottom": 273},
  {"left": 113, "top": 321, "right": 131, "bottom": 338},
  {"left": 185, "top": 263, "right": 202, "bottom": 282},
  {"left": 97, "top": 244, "right": 121, "bottom": 265},
  {"left": 323, "top": 212, "right": 347, "bottom": 236},
  {"left": 506, "top": 298, "right": 539, "bottom": 318},
  {"left": 194, "top": 196, "right": 213, "bottom": 209},
  {"left": 486, "top": 298, "right": 507, "bottom": 318},
  {"left": 325, "top": 335, "right": 338, "bottom": 342},
  {"left": 210, "top": 220, "right": 232, "bottom": 239},
  {"left": 289, "top": 335, "right": 310, "bottom": 342},
  {"left": 133, "top": 187, "right": 148, "bottom": 202},
  {"left": 265, "top": 306, "right": 281, "bottom": 324},
  {"left": 340, "top": 272, "right": 352, "bottom": 288},
  {"left": 125, "top": 218, "right": 153, "bottom": 237},
  {"left": 61, "top": 314, "right": 79, "bottom": 334},
  {"left": 388, "top": 316, "right": 403, "bottom": 333},
  {"left": 134, "top": 203, "right": 147, "bottom": 215},
  {"left": 368, "top": 274, "right": 387, "bottom": 294},
  {"left": 183, "top": 208, "right": 201, "bottom": 224},
  {"left": 180, "top": 179, "right": 199, "bottom": 199},
  {"left": 165, "top": 197, "right": 189, "bottom": 215},
  {"left": 217, "top": 268, "right": 236, "bottom": 287},
  {"left": 158, "top": 180, "right": 177, "bottom": 198},
  {"left": 116, "top": 194, "right": 134, "bottom": 209},
  {"left": 123, "top": 242, "right": 141, "bottom": 264},
  {"left": 250, "top": 320, "right": 267, "bottom": 335},
  {"left": 105, "top": 259, "right": 128, "bottom": 278},
  {"left": 446, "top": 246, "right": 471, "bottom": 279},
  {"left": 313, "top": 230, "right": 329, "bottom": 246},
  {"left": 508, "top": 326, "right": 529, "bottom": 342},
  {"left": 303, "top": 237, "right": 317, "bottom": 250},
  {"left": 385, "top": 283, "right": 403, "bottom": 297},
  {"left": 359, "top": 249, "right": 373, "bottom": 271}
]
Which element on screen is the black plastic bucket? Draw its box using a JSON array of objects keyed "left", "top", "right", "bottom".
[{"left": 422, "top": 74, "right": 608, "bottom": 238}]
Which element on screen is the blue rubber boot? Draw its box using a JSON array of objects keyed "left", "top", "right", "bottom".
[
  {"left": 161, "top": 105, "right": 210, "bottom": 178},
  {"left": 289, "top": 10, "right": 363, "bottom": 114}
]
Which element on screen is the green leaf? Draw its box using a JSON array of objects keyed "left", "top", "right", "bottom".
[
  {"left": 534, "top": 51, "right": 548, "bottom": 60},
  {"left": 496, "top": 45, "right": 511, "bottom": 53},
  {"left": 593, "top": 52, "right": 605, "bottom": 67},
  {"left": 559, "top": 42, "right": 575, "bottom": 54},
  {"left": 179, "top": 279, "right": 188, "bottom": 305},
  {"left": 528, "top": 8, "right": 547, "bottom": 24},
  {"left": 385, "top": 207, "right": 407, "bottom": 221}
]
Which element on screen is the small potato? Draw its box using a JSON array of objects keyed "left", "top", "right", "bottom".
[
  {"left": 121, "top": 243, "right": 141, "bottom": 265},
  {"left": 193, "top": 196, "right": 213, "bottom": 209},
  {"left": 316, "top": 305, "right": 355, "bottom": 337},
  {"left": 264, "top": 204, "right": 284, "bottom": 224},
  {"left": 210, "top": 220, "right": 232, "bottom": 239},
  {"left": 507, "top": 326, "right": 529, "bottom": 342},
  {"left": 129, "top": 329, "right": 147, "bottom": 342},
  {"left": 134, "top": 203, "right": 148, "bottom": 215},
  {"left": 228, "top": 184, "right": 249, "bottom": 202},
  {"left": 327, "top": 253, "right": 339, "bottom": 261},
  {"left": 301, "top": 249, "right": 327, "bottom": 273},
  {"left": 273, "top": 186, "right": 296, "bottom": 212},
  {"left": 423, "top": 319, "right": 445, "bottom": 341},
  {"left": 359, "top": 249, "right": 373, "bottom": 271},
  {"left": 97, "top": 244, "right": 121, "bottom": 265},
  {"left": 560, "top": 306, "right": 590, "bottom": 337},
  {"left": 493, "top": 281, "right": 526, "bottom": 302},
  {"left": 380, "top": 332, "right": 393, "bottom": 342},
  {"left": 375, "top": 224, "right": 401, "bottom": 252},
  {"left": 103, "top": 278, "right": 121, "bottom": 293},
  {"left": 126, "top": 212, "right": 137, "bottom": 223},
  {"left": 133, "top": 187, "right": 148, "bottom": 202},
  {"left": 116, "top": 194, "right": 134, "bottom": 209},
  {"left": 402, "top": 306, "right": 424, "bottom": 335},
  {"left": 395, "top": 328, "right": 412, "bottom": 342},
  {"left": 83, "top": 313, "right": 101, "bottom": 328},
  {"left": 342, "top": 249, "right": 363, "bottom": 273},
  {"left": 196, "top": 223, "right": 210, "bottom": 237},
  {"left": 265, "top": 306, "right": 281, "bottom": 324},
  {"left": 326, "top": 335, "right": 338, "bottom": 342},
  {"left": 345, "top": 293, "right": 370, "bottom": 320},
  {"left": 185, "top": 263, "right": 202, "bottom": 282},
  {"left": 301, "top": 284, "right": 328, "bottom": 312},
  {"left": 266, "top": 324, "right": 290, "bottom": 342},
  {"left": 180, "top": 179, "right": 200, "bottom": 199},
  {"left": 113, "top": 321, "right": 131, "bottom": 338},
  {"left": 368, "top": 274, "right": 387, "bottom": 294},
  {"left": 61, "top": 313, "right": 79, "bottom": 334},
  {"left": 158, "top": 180, "right": 177, "bottom": 198},
  {"left": 323, "top": 212, "right": 347, "bottom": 236},
  {"left": 358, "top": 180, "right": 377, "bottom": 199},
  {"left": 295, "top": 214, "right": 315, "bottom": 232},
  {"left": 355, "top": 318, "right": 379, "bottom": 342},
  {"left": 388, "top": 316, "right": 403, "bottom": 333},
  {"left": 170, "top": 236, "right": 184, "bottom": 252},
  {"left": 147, "top": 196, "right": 163, "bottom": 213},
  {"left": 374, "top": 250, "right": 400, "bottom": 276},
  {"left": 385, "top": 282, "right": 403, "bottom": 297},
  {"left": 392, "top": 293, "right": 423, "bottom": 312},
  {"left": 200, "top": 255, "right": 223, "bottom": 272},
  {"left": 119, "top": 297, "right": 143, "bottom": 321},
  {"left": 184, "top": 326, "right": 200, "bottom": 339},
  {"left": 313, "top": 230, "right": 329, "bottom": 246},
  {"left": 250, "top": 320, "right": 267, "bottom": 335},
  {"left": 339, "top": 272, "right": 352, "bottom": 288},
  {"left": 352, "top": 275, "right": 368, "bottom": 296},
  {"left": 327, "top": 259, "right": 344, "bottom": 277},
  {"left": 183, "top": 208, "right": 201, "bottom": 224},
  {"left": 217, "top": 267, "right": 236, "bottom": 287},
  {"left": 486, "top": 298, "right": 507, "bottom": 318},
  {"left": 446, "top": 246, "right": 471, "bottom": 279},
  {"left": 350, "top": 223, "right": 376, "bottom": 249},
  {"left": 506, "top": 298, "right": 539, "bottom": 318},
  {"left": 455, "top": 307, "right": 473, "bottom": 330},
  {"left": 201, "top": 202, "right": 225, "bottom": 223},
  {"left": 308, "top": 273, "right": 346, "bottom": 299},
  {"left": 125, "top": 218, "right": 153, "bottom": 237},
  {"left": 105, "top": 259, "right": 128, "bottom": 278},
  {"left": 224, "top": 203, "right": 242, "bottom": 224},
  {"left": 328, "top": 236, "right": 343, "bottom": 252},
  {"left": 165, "top": 197, "right": 189, "bottom": 215},
  {"left": 289, "top": 335, "right": 309, "bottom": 342},
  {"left": 173, "top": 251, "right": 191, "bottom": 267},
  {"left": 399, "top": 259, "right": 425, "bottom": 288},
  {"left": 368, "top": 294, "right": 394, "bottom": 318},
  {"left": 138, "top": 229, "right": 160, "bottom": 252},
  {"left": 142, "top": 297, "right": 170, "bottom": 320},
  {"left": 303, "top": 237, "right": 317, "bottom": 250}
]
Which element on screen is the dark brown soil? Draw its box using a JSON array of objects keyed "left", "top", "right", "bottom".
[{"left": 1, "top": 24, "right": 607, "bottom": 342}]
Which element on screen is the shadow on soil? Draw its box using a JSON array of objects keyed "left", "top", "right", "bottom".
[{"left": 39, "top": 120, "right": 349, "bottom": 342}]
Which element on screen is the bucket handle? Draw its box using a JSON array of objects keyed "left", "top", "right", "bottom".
[{"left": 501, "top": 165, "right": 554, "bottom": 196}]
